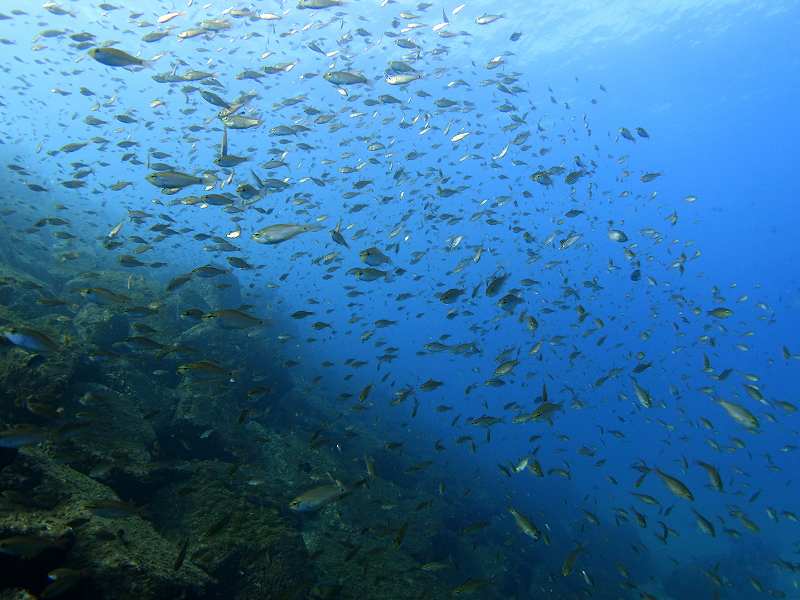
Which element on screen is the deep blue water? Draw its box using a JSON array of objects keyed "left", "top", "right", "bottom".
[{"left": 1, "top": 1, "right": 799, "bottom": 598}]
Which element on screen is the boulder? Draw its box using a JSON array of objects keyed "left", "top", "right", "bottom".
[{"left": 0, "top": 449, "right": 212, "bottom": 599}]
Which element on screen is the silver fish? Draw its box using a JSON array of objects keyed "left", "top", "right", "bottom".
[{"left": 251, "top": 224, "right": 323, "bottom": 245}]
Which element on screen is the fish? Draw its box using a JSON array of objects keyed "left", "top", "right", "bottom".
[
  {"left": 88, "top": 47, "right": 147, "bottom": 68},
  {"left": 1, "top": 327, "right": 59, "bottom": 353},
  {"left": 191, "top": 265, "right": 228, "bottom": 278},
  {"left": 608, "top": 229, "right": 628, "bottom": 242},
  {"left": 323, "top": 70, "right": 368, "bottom": 85},
  {"left": 330, "top": 220, "right": 349, "bottom": 248},
  {"left": 166, "top": 274, "right": 192, "bottom": 292},
  {"left": 640, "top": 172, "right": 662, "bottom": 183},
  {"left": 41, "top": 568, "right": 85, "bottom": 598},
  {"left": 475, "top": 14, "right": 504, "bottom": 25},
  {"left": 85, "top": 500, "right": 142, "bottom": 518},
  {"left": 494, "top": 359, "right": 519, "bottom": 376},
  {"left": 469, "top": 415, "right": 503, "bottom": 427},
  {"left": 386, "top": 73, "right": 422, "bottom": 85},
  {"left": 693, "top": 510, "right": 716, "bottom": 537},
  {"left": 696, "top": 461, "right": 723, "bottom": 492},
  {"left": 718, "top": 398, "right": 760, "bottom": 430},
  {"left": 158, "top": 11, "right": 184, "bottom": 24},
  {"left": 562, "top": 544, "right": 586, "bottom": 576},
  {"left": 347, "top": 268, "right": 390, "bottom": 282},
  {"left": 359, "top": 247, "right": 390, "bottom": 266},
  {"left": 251, "top": 224, "right": 323, "bottom": 244},
  {"left": 508, "top": 507, "right": 541, "bottom": 540},
  {"left": 654, "top": 469, "right": 694, "bottom": 501},
  {"left": 0, "top": 425, "right": 51, "bottom": 448},
  {"left": 451, "top": 579, "right": 488, "bottom": 596},
  {"left": 438, "top": 288, "right": 465, "bottom": 304},
  {"left": 200, "top": 90, "right": 230, "bottom": 109},
  {"left": 631, "top": 378, "right": 652, "bottom": 408},
  {"left": 0, "top": 536, "right": 70, "bottom": 559},
  {"left": 202, "top": 309, "right": 264, "bottom": 329},
  {"left": 221, "top": 115, "right": 261, "bottom": 130},
  {"left": 173, "top": 537, "right": 190, "bottom": 571},
  {"left": 177, "top": 360, "right": 232, "bottom": 380},
  {"left": 297, "top": 0, "right": 343, "bottom": 8},
  {"left": 421, "top": 561, "right": 451, "bottom": 572},
  {"left": 146, "top": 171, "right": 210, "bottom": 189},
  {"left": 486, "top": 272, "right": 510, "bottom": 297},
  {"left": 289, "top": 482, "right": 349, "bottom": 512}
]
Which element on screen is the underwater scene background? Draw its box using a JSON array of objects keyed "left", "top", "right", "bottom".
[{"left": 0, "top": 1, "right": 799, "bottom": 599}]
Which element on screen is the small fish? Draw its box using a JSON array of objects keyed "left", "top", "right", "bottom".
[
  {"left": 330, "top": 220, "right": 349, "bottom": 248},
  {"left": 386, "top": 72, "right": 422, "bottom": 85},
  {"left": 452, "top": 579, "right": 488, "bottom": 596},
  {"left": 200, "top": 90, "right": 230, "bottom": 109},
  {"left": 718, "top": 398, "right": 759, "bottom": 430},
  {"left": 146, "top": 171, "right": 209, "bottom": 189},
  {"left": 289, "top": 482, "right": 349, "bottom": 512},
  {"left": 297, "top": 0, "right": 343, "bottom": 8},
  {"left": 221, "top": 115, "right": 261, "bottom": 130},
  {"left": 107, "top": 220, "right": 125, "bottom": 238},
  {"left": 420, "top": 379, "right": 444, "bottom": 392},
  {"left": 173, "top": 536, "right": 190, "bottom": 571},
  {"left": 1, "top": 327, "right": 59, "bottom": 353},
  {"left": 88, "top": 47, "right": 147, "bottom": 68},
  {"left": 562, "top": 544, "right": 586, "bottom": 576},
  {"left": 85, "top": 500, "right": 142, "bottom": 518},
  {"left": 347, "top": 268, "right": 390, "bottom": 282},
  {"left": 631, "top": 378, "right": 652, "bottom": 408},
  {"left": 486, "top": 272, "right": 510, "bottom": 297},
  {"left": 177, "top": 360, "right": 232, "bottom": 380},
  {"left": 508, "top": 507, "right": 541, "bottom": 540},
  {"left": 640, "top": 172, "right": 662, "bottom": 183},
  {"left": 166, "top": 274, "right": 192, "bottom": 292},
  {"left": 421, "top": 561, "right": 451, "bottom": 572},
  {"left": 693, "top": 510, "right": 716, "bottom": 537},
  {"left": 42, "top": 568, "right": 85, "bottom": 599},
  {"left": 359, "top": 247, "right": 390, "bottom": 266},
  {"left": 695, "top": 461, "right": 723, "bottom": 492},
  {"left": 191, "top": 265, "right": 228, "bottom": 278},
  {"left": 323, "top": 70, "right": 367, "bottom": 85},
  {"left": 470, "top": 415, "right": 503, "bottom": 427},
  {"left": 158, "top": 11, "right": 184, "bottom": 24},
  {"left": 438, "top": 288, "right": 465, "bottom": 304},
  {"left": 0, "top": 536, "right": 70, "bottom": 559},
  {"left": 0, "top": 425, "right": 50, "bottom": 448},
  {"left": 654, "top": 469, "right": 694, "bottom": 501},
  {"left": 202, "top": 309, "right": 264, "bottom": 329},
  {"left": 475, "top": 13, "right": 504, "bottom": 25},
  {"left": 252, "top": 224, "right": 323, "bottom": 245},
  {"left": 608, "top": 229, "right": 628, "bottom": 242}
]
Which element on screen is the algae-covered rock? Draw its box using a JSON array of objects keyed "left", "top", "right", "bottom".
[
  {"left": 146, "top": 460, "right": 313, "bottom": 600},
  {"left": 0, "top": 590, "right": 37, "bottom": 600},
  {"left": 0, "top": 449, "right": 212, "bottom": 600},
  {"left": 0, "top": 341, "right": 76, "bottom": 425},
  {"left": 169, "top": 268, "right": 243, "bottom": 313},
  {"left": 59, "top": 382, "right": 157, "bottom": 480},
  {"left": 71, "top": 303, "right": 130, "bottom": 349},
  {"left": 0, "top": 245, "right": 72, "bottom": 304},
  {"left": 0, "top": 267, "right": 55, "bottom": 322}
]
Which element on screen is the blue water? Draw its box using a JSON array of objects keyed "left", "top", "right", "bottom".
[{"left": 1, "top": 1, "right": 799, "bottom": 598}]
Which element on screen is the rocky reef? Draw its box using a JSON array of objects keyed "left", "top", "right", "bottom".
[{"left": 0, "top": 261, "right": 455, "bottom": 599}]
